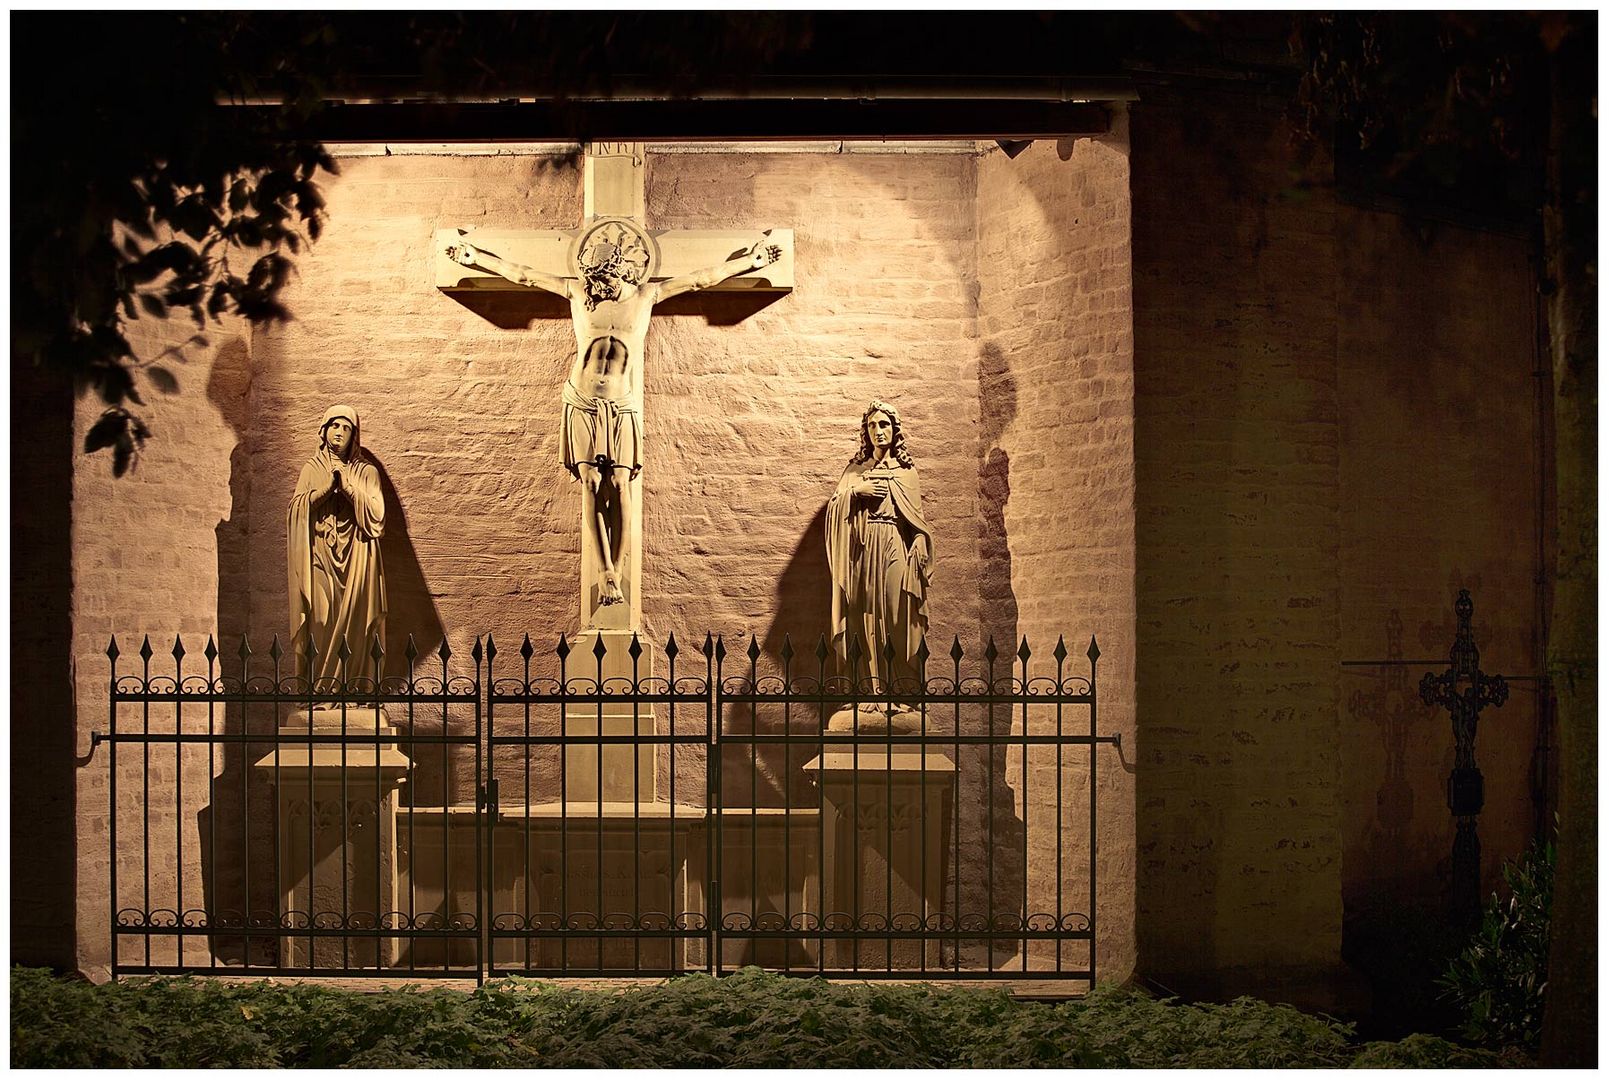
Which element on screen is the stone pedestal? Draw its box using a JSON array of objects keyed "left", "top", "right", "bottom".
[
  {"left": 253, "top": 707, "right": 411, "bottom": 969},
  {"left": 804, "top": 747, "right": 955, "bottom": 969},
  {"left": 563, "top": 630, "right": 655, "bottom": 804}
]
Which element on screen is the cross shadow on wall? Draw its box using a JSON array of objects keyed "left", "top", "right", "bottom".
[{"left": 198, "top": 344, "right": 446, "bottom": 966}]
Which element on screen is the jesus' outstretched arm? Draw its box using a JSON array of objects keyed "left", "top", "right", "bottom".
[
  {"left": 655, "top": 233, "right": 782, "bottom": 302},
  {"left": 446, "top": 235, "right": 571, "bottom": 297}
]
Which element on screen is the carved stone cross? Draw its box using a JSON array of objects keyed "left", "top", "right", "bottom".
[{"left": 435, "top": 142, "right": 794, "bottom": 632}]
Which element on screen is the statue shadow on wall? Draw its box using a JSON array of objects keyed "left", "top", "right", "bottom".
[
  {"left": 974, "top": 341, "right": 1028, "bottom": 968},
  {"left": 709, "top": 503, "right": 830, "bottom": 969},
  {"left": 198, "top": 343, "right": 446, "bottom": 965}
]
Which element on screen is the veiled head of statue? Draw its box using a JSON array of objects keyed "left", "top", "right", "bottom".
[{"left": 320, "top": 405, "right": 361, "bottom": 461}]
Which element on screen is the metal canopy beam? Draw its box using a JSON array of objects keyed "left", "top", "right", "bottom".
[{"left": 224, "top": 99, "right": 1113, "bottom": 143}]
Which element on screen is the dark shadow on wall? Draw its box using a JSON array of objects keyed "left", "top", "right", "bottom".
[
  {"left": 721, "top": 502, "right": 833, "bottom": 811},
  {"left": 975, "top": 340, "right": 1026, "bottom": 967},
  {"left": 12, "top": 362, "right": 77, "bottom": 970},
  {"left": 708, "top": 503, "right": 830, "bottom": 969},
  {"left": 199, "top": 350, "right": 450, "bottom": 963}
]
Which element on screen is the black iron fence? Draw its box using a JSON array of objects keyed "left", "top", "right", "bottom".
[{"left": 95, "top": 630, "right": 1116, "bottom": 986}]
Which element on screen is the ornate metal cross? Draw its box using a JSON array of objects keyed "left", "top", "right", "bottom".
[{"left": 1418, "top": 589, "right": 1510, "bottom": 924}]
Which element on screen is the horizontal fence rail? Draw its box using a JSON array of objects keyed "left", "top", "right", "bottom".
[{"left": 96, "top": 630, "right": 1118, "bottom": 986}]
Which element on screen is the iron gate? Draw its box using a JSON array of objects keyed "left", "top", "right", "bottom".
[{"left": 98, "top": 630, "right": 1114, "bottom": 985}]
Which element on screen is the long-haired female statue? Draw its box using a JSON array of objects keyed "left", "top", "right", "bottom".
[{"left": 825, "top": 399, "right": 934, "bottom": 705}]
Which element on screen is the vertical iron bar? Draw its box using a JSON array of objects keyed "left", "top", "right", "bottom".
[
  {"left": 340, "top": 643, "right": 350, "bottom": 973},
  {"left": 439, "top": 642, "right": 450, "bottom": 973},
  {"left": 174, "top": 640, "right": 184, "bottom": 969},
  {"left": 885, "top": 658, "right": 893, "bottom": 975},
  {"left": 595, "top": 638, "right": 604, "bottom": 973},
  {"left": 1088, "top": 639, "right": 1099, "bottom": 987},
  {"left": 407, "top": 644, "right": 417, "bottom": 978},
  {"left": 851, "top": 635, "right": 860, "bottom": 975},
  {"left": 1055, "top": 642, "right": 1064, "bottom": 975},
  {"left": 749, "top": 645, "right": 757, "bottom": 948},
  {"left": 704, "top": 637, "right": 715, "bottom": 975},
  {"left": 524, "top": 639, "right": 534, "bottom": 974},
  {"left": 560, "top": 637, "right": 569, "bottom": 975},
  {"left": 261, "top": 640, "right": 273, "bottom": 976},
  {"left": 711, "top": 637, "right": 724, "bottom": 975},
  {"left": 782, "top": 641, "right": 791, "bottom": 973},
  {"left": 141, "top": 640, "right": 151, "bottom": 970},
  {"left": 469, "top": 637, "right": 482, "bottom": 985},
  {"left": 305, "top": 638, "right": 315, "bottom": 972},
  {"left": 266, "top": 640, "right": 279, "bottom": 968},
  {"left": 918, "top": 640, "right": 928, "bottom": 976},
  {"left": 633, "top": 637, "right": 641, "bottom": 975},
  {"left": 1021, "top": 643, "right": 1030, "bottom": 973},
  {"left": 374, "top": 641, "right": 384, "bottom": 972},
  {"left": 481, "top": 637, "right": 494, "bottom": 981},
  {"left": 816, "top": 637, "right": 827, "bottom": 975},
  {"left": 952, "top": 642, "right": 961, "bottom": 975},
  {"left": 667, "top": 637, "right": 678, "bottom": 973},
  {"left": 986, "top": 641, "right": 995, "bottom": 975},
  {"left": 107, "top": 639, "right": 120, "bottom": 978},
  {"left": 209, "top": 641, "right": 220, "bottom": 973}
]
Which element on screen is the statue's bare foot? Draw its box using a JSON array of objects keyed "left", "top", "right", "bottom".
[{"left": 601, "top": 570, "right": 624, "bottom": 605}]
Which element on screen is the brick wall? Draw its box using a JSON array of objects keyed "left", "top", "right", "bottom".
[
  {"left": 976, "top": 119, "right": 1137, "bottom": 979},
  {"left": 1130, "top": 84, "right": 1346, "bottom": 998},
  {"left": 1337, "top": 207, "right": 1542, "bottom": 915},
  {"left": 66, "top": 145, "right": 1001, "bottom": 971},
  {"left": 1129, "top": 81, "right": 1544, "bottom": 1006},
  {"left": 71, "top": 311, "right": 254, "bottom": 976}
]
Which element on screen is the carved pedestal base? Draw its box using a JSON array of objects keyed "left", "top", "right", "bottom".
[
  {"left": 804, "top": 747, "right": 955, "bottom": 970},
  {"left": 253, "top": 708, "right": 411, "bottom": 970}
]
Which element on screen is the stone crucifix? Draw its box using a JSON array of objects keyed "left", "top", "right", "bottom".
[{"left": 436, "top": 142, "right": 793, "bottom": 632}]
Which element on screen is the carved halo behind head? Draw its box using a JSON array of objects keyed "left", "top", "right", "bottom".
[{"left": 572, "top": 218, "right": 658, "bottom": 305}]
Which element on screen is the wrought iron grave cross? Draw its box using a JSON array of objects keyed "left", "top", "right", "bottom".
[{"left": 1418, "top": 589, "right": 1510, "bottom": 925}]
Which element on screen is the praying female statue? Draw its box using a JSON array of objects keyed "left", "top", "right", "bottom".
[
  {"left": 287, "top": 405, "right": 387, "bottom": 689},
  {"left": 826, "top": 399, "right": 934, "bottom": 703}
]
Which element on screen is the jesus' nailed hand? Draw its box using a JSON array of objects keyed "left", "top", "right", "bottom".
[{"left": 443, "top": 224, "right": 779, "bottom": 608}]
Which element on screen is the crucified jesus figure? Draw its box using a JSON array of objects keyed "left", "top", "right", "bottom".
[{"left": 448, "top": 221, "right": 781, "bottom": 606}]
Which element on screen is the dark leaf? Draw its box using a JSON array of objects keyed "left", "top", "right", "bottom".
[
  {"left": 146, "top": 367, "right": 179, "bottom": 394},
  {"left": 83, "top": 410, "right": 127, "bottom": 454}
]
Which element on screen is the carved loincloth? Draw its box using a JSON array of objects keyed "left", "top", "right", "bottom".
[{"left": 561, "top": 380, "right": 643, "bottom": 477}]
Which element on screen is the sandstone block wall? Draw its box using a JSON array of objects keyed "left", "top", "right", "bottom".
[
  {"left": 1336, "top": 208, "right": 1542, "bottom": 915},
  {"left": 66, "top": 144, "right": 1047, "bottom": 975},
  {"left": 976, "top": 120, "right": 1137, "bottom": 979},
  {"left": 1130, "top": 80, "right": 1545, "bottom": 1002},
  {"left": 71, "top": 312, "right": 256, "bottom": 975},
  {"left": 1131, "top": 84, "right": 1346, "bottom": 993}
]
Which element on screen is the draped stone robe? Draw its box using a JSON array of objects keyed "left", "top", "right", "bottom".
[
  {"left": 826, "top": 458, "right": 933, "bottom": 692},
  {"left": 287, "top": 447, "right": 387, "bottom": 688}
]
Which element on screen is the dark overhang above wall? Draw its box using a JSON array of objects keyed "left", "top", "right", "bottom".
[{"left": 225, "top": 78, "right": 1131, "bottom": 143}]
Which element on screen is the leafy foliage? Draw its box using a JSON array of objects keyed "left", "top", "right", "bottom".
[
  {"left": 13, "top": 13, "right": 339, "bottom": 474},
  {"left": 1290, "top": 12, "right": 1555, "bottom": 219},
  {"left": 11, "top": 966, "right": 1537, "bottom": 1069},
  {"left": 1439, "top": 838, "right": 1555, "bottom": 1048},
  {"left": 1350, "top": 1032, "right": 1531, "bottom": 1069}
]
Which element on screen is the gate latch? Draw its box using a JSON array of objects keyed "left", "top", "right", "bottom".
[{"left": 480, "top": 778, "right": 499, "bottom": 816}]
